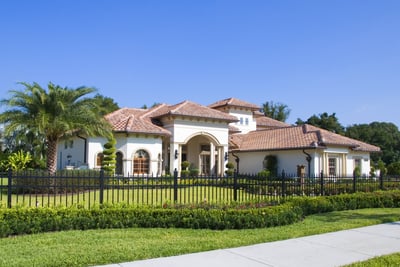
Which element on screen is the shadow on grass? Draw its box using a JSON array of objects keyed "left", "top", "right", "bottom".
[{"left": 309, "top": 209, "right": 400, "bottom": 225}]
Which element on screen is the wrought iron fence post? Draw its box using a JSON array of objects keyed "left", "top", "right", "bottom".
[
  {"left": 233, "top": 169, "right": 238, "bottom": 201},
  {"left": 379, "top": 171, "right": 384, "bottom": 190},
  {"left": 7, "top": 168, "right": 12, "bottom": 208},
  {"left": 173, "top": 168, "right": 178, "bottom": 202},
  {"left": 281, "top": 169, "right": 286, "bottom": 197},
  {"left": 99, "top": 169, "right": 104, "bottom": 205},
  {"left": 352, "top": 170, "right": 357, "bottom": 193},
  {"left": 320, "top": 170, "right": 324, "bottom": 196}
]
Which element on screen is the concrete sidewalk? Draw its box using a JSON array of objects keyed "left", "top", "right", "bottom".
[{"left": 97, "top": 222, "right": 400, "bottom": 267}]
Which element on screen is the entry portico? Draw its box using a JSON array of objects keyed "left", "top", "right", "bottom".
[{"left": 152, "top": 100, "right": 237, "bottom": 175}]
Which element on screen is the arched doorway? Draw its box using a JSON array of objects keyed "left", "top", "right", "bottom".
[{"left": 182, "top": 134, "right": 225, "bottom": 176}]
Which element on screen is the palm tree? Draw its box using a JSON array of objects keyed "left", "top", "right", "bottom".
[
  {"left": 0, "top": 82, "right": 112, "bottom": 174},
  {"left": 261, "top": 101, "right": 291, "bottom": 122}
]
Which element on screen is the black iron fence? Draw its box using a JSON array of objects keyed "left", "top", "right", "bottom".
[{"left": 0, "top": 169, "right": 399, "bottom": 208}]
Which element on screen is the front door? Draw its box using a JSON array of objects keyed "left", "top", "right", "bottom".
[{"left": 200, "top": 154, "right": 210, "bottom": 175}]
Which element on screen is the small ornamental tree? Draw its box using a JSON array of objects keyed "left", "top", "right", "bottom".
[
  {"left": 102, "top": 136, "right": 116, "bottom": 175},
  {"left": 3, "top": 150, "right": 32, "bottom": 171}
]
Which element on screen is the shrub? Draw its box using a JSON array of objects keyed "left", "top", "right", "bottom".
[
  {"left": 1, "top": 191, "right": 400, "bottom": 237},
  {"left": 257, "top": 169, "right": 270, "bottom": 178},
  {"left": 225, "top": 162, "right": 235, "bottom": 177},
  {"left": 181, "top": 161, "right": 190, "bottom": 170}
]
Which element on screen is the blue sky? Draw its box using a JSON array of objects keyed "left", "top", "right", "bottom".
[{"left": 1, "top": 0, "right": 400, "bottom": 127}]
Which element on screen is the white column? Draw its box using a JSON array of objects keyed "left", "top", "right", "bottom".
[{"left": 210, "top": 142, "right": 215, "bottom": 175}]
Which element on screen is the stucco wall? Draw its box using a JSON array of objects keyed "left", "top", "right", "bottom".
[
  {"left": 228, "top": 108, "right": 256, "bottom": 134},
  {"left": 57, "top": 137, "right": 86, "bottom": 169},
  {"left": 232, "top": 150, "right": 311, "bottom": 175},
  {"left": 232, "top": 149, "right": 372, "bottom": 177}
]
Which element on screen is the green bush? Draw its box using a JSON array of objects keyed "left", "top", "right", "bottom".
[{"left": 1, "top": 191, "right": 400, "bottom": 237}]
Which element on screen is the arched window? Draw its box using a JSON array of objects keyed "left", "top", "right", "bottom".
[
  {"left": 115, "top": 151, "right": 123, "bottom": 175},
  {"left": 96, "top": 153, "right": 104, "bottom": 169},
  {"left": 133, "top": 149, "right": 149, "bottom": 174}
]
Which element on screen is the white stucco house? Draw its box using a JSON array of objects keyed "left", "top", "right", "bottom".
[{"left": 57, "top": 97, "right": 380, "bottom": 177}]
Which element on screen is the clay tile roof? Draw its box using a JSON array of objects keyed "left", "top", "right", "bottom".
[
  {"left": 252, "top": 110, "right": 265, "bottom": 118},
  {"left": 256, "top": 116, "right": 291, "bottom": 129},
  {"left": 303, "top": 124, "right": 381, "bottom": 152},
  {"left": 153, "top": 100, "right": 238, "bottom": 122},
  {"left": 230, "top": 124, "right": 381, "bottom": 152},
  {"left": 229, "top": 125, "right": 241, "bottom": 134},
  {"left": 208, "top": 97, "right": 260, "bottom": 110},
  {"left": 105, "top": 108, "right": 170, "bottom": 136},
  {"left": 230, "top": 126, "right": 318, "bottom": 151}
]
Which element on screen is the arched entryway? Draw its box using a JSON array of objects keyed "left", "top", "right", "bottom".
[{"left": 178, "top": 133, "right": 226, "bottom": 176}]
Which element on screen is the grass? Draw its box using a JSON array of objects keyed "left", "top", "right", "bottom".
[
  {"left": 0, "top": 208, "right": 399, "bottom": 267},
  {"left": 0, "top": 184, "right": 276, "bottom": 208},
  {"left": 345, "top": 252, "right": 400, "bottom": 266}
]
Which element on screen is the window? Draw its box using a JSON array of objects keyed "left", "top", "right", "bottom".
[
  {"left": 240, "top": 117, "right": 243, "bottom": 125},
  {"left": 245, "top": 117, "right": 249, "bottom": 125},
  {"left": 354, "top": 158, "right": 361, "bottom": 169},
  {"left": 96, "top": 153, "right": 104, "bottom": 168},
  {"left": 133, "top": 149, "right": 149, "bottom": 174},
  {"left": 200, "top": 144, "right": 210, "bottom": 151},
  {"left": 65, "top": 140, "right": 74, "bottom": 149},
  {"left": 328, "top": 158, "right": 337, "bottom": 176}
]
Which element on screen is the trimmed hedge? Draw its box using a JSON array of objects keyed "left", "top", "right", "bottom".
[{"left": 1, "top": 191, "right": 400, "bottom": 237}]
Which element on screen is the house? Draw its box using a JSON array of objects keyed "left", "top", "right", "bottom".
[{"left": 57, "top": 97, "right": 380, "bottom": 177}]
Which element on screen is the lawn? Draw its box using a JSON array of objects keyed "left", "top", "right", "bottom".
[
  {"left": 345, "top": 252, "right": 400, "bottom": 266},
  {"left": 0, "top": 208, "right": 399, "bottom": 267}
]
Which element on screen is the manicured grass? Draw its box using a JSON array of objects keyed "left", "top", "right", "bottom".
[
  {"left": 0, "top": 185, "right": 277, "bottom": 208},
  {"left": 344, "top": 252, "right": 400, "bottom": 266},
  {"left": 0, "top": 208, "right": 399, "bottom": 267}
]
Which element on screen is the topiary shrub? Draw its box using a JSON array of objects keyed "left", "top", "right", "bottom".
[
  {"left": 225, "top": 162, "right": 235, "bottom": 177},
  {"left": 102, "top": 136, "right": 117, "bottom": 175}
]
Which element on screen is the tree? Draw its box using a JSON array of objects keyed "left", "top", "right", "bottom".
[
  {"left": 261, "top": 101, "right": 291, "bottom": 122},
  {"left": 3, "top": 150, "right": 32, "bottom": 171},
  {"left": 0, "top": 82, "right": 112, "bottom": 174},
  {"left": 141, "top": 102, "right": 161, "bottom": 110},
  {"left": 346, "top": 122, "right": 400, "bottom": 165},
  {"left": 93, "top": 94, "right": 119, "bottom": 116},
  {"left": 102, "top": 136, "right": 117, "bottom": 174},
  {"left": 296, "top": 112, "right": 345, "bottom": 135}
]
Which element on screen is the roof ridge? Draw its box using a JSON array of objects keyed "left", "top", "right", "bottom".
[{"left": 140, "top": 103, "right": 168, "bottom": 119}]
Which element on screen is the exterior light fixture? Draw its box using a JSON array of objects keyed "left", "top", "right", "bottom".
[
  {"left": 225, "top": 152, "right": 228, "bottom": 161},
  {"left": 174, "top": 149, "right": 179, "bottom": 159}
]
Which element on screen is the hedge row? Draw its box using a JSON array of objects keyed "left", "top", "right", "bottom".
[{"left": 1, "top": 190, "right": 400, "bottom": 237}]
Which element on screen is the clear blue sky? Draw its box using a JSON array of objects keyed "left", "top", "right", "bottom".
[{"left": 1, "top": 0, "right": 400, "bottom": 128}]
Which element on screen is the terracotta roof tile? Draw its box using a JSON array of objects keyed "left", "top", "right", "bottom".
[
  {"left": 230, "top": 124, "right": 380, "bottom": 152},
  {"left": 153, "top": 100, "right": 238, "bottom": 122},
  {"left": 208, "top": 97, "right": 260, "bottom": 110},
  {"left": 105, "top": 108, "right": 171, "bottom": 136},
  {"left": 304, "top": 124, "right": 380, "bottom": 152},
  {"left": 256, "top": 116, "right": 291, "bottom": 129},
  {"left": 229, "top": 125, "right": 241, "bottom": 133}
]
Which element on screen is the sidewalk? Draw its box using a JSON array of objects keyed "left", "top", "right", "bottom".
[{"left": 97, "top": 222, "right": 400, "bottom": 267}]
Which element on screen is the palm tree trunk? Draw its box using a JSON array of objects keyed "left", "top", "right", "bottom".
[{"left": 47, "top": 139, "right": 58, "bottom": 175}]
